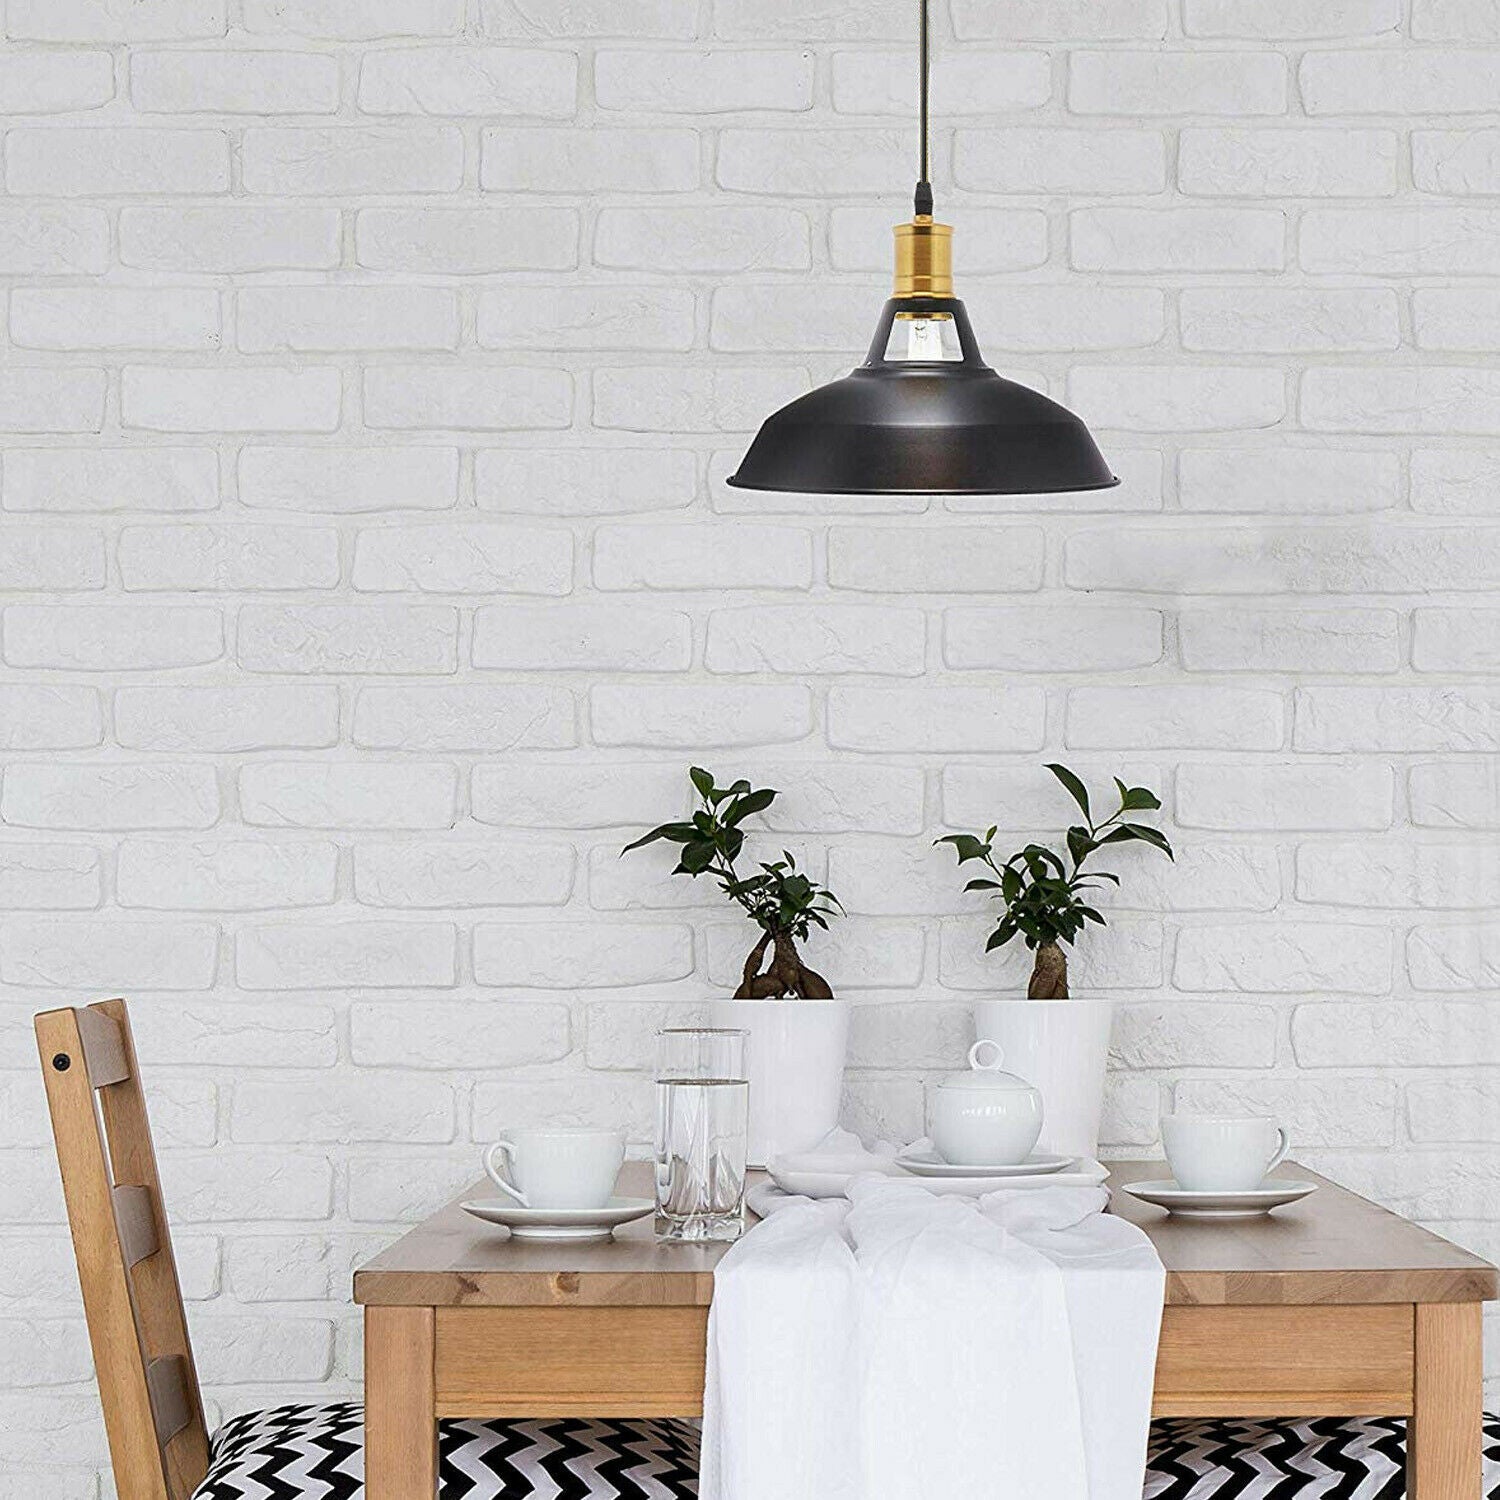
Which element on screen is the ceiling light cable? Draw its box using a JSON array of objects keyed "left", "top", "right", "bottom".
[{"left": 915, "top": 0, "right": 933, "bottom": 217}]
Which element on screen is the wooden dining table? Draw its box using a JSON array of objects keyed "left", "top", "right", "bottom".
[{"left": 354, "top": 1159, "right": 1496, "bottom": 1499}]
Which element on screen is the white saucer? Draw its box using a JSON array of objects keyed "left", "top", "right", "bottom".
[
  {"left": 460, "top": 1197, "right": 654, "bottom": 1241},
  {"left": 897, "top": 1147, "right": 1076, "bottom": 1179},
  {"left": 1117, "top": 1179, "right": 1318, "bottom": 1220},
  {"left": 765, "top": 1154, "right": 901, "bottom": 1201},
  {"left": 764, "top": 1166, "right": 872, "bottom": 1200},
  {"left": 767, "top": 1159, "right": 1107, "bottom": 1200}
]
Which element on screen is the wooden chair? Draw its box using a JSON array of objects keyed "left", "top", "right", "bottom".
[
  {"left": 35, "top": 1000, "right": 700, "bottom": 1500},
  {"left": 37, "top": 999, "right": 210, "bottom": 1500}
]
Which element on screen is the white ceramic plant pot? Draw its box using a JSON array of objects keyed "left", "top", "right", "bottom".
[
  {"left": 708, "top": 997, "right": 849, "bottom": 1167},
  {"left": 971, "top": 998, "right": 1113, "bottom": 1160}
]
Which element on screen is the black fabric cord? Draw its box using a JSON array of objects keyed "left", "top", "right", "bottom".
[{"left": 914, "top": 0, "right": 933, "bottom": 216}]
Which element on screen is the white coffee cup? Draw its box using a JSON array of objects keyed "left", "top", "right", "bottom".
[
  {"left": 484, "top": 1126, "right": 625, "bottom": 1211},
  {"left": 1161, "top": 1113, "right": 1289, "bottom": 1192}
]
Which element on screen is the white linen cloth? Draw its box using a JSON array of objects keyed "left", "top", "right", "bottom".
[{"left": 701, "top": 1134, "right": 1164, "bottom": 1500}]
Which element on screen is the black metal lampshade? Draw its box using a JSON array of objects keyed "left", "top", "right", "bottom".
[{"left": 728, "top": 295, "right": 1118, "bottom": 497}]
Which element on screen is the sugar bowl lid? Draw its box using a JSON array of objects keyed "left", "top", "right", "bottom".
[{"left": 933, "top": 1039, "right": 1038, "bottom": 1093}]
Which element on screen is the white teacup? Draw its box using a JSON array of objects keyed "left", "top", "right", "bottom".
[
  {"left": 1162, "top": 1113, "right": 1289, "bottom": 1193},
  {"left": 484, "top": 1126, "right": 625, "bottom": 1211}
]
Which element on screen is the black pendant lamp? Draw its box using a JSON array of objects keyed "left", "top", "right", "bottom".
[{"left": 728, "top": 1, "right": 1118, "bottom": 497}]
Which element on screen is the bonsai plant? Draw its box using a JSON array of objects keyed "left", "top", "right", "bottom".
[
  {"left": 623, "top": 767, "right": 842, "bottom": 998},
  {"left": 623, "top": 766, "right": 848, "bottom": 1165},
  {"left": 934, "top": 762, "right": 1175, "bottom": 1159},
  {"left": 936, "top": 763, "right": 1172, "bottom": 999}
]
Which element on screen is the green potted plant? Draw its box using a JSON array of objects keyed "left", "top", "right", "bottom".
[
  {"left": 624, "top": 767, "right": 847, "bottom": 1164},
  {"left": 935, "top": 763, "right": 1172, "bottom": 1158}
]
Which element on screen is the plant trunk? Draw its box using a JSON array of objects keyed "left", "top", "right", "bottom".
[
  {"left": 733, "top": 930, "right": 834, "bottom": 999},
  {"left": 1027, "top": 942, "right": 1069, "bottom": 999}
]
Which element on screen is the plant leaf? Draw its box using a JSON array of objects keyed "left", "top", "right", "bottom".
[
  {"left": 1120, "top": 823, "right": 1174, "bottom": 858},
  {"left": 723, "top": 787, "right": 775, "bottom": 825},
  {"left": 679, "top": 840, "right": 717, "bottom": 874},
  {"left": 985, "top": 922, "right": 1018, "bottom": 951},
  {"left": 936, "top": 833, "right": 992, "bottom": 864},
  {"left": 1046, "top": 763, "right": 1091, "bottom": 821},
  {"left": 621, "top": 821, "right": 697, "bottom": 854},
  {"left": 690, "top": 766, "right": 715, "bottom": 801},
  {"left": 1066, "top": 826, "right": 1094, "bottom": 868}
]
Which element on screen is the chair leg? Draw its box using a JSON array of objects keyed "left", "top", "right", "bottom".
[
  {"left": 366, "top": 1306, "right": 438, "bottom": 1500},
  {"left": 1408, "top": 1302, "right": 1483, "bottom": 1500}
]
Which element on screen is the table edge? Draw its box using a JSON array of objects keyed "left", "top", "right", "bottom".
[{"left": 354, "top": 1263, "right": 1498, "bottom": 1308}]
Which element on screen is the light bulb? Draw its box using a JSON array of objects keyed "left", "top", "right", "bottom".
[
  {"left": 885, "top": 312, "right": 962, "bottom": 363},
  {"left": 906, "top": 317, "right": 946, "bottom": 360}
]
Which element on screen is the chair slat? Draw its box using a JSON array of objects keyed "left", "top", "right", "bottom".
[
  {"left": 76, "top": 1005, "right": 130, "bottom": 1088},
  {"left": 93, "top": 1000, "right": 211, "bottom": 1498},
  {"left": 146, "top": 1356, "right": 192, "bottom": 1446},
  {"left": 114, "top": 1185, "right": 160, "bottom": 1268}
]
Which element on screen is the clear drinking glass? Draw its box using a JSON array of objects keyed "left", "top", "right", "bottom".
[{"left": 654, "top": 1027, "right": 749, "bottom": 1243}]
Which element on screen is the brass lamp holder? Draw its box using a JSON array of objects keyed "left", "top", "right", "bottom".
[{"left": 893, "top": 215, "right": 953, "bottom": 298}]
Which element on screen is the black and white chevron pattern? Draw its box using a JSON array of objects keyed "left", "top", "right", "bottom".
[
  {"left": 195, "top": 1403, "right": 1499, "bottom": 1500},
  {"left": 1145, "top": 1413, "right": 1500, "bottom": 1499},
  {"left": 194, "top": 1404, "right": 701, "bottom": 1500}
]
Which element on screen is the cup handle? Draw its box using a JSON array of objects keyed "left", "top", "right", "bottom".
[
  {"left": 968, "top": 1037, "right": 1005, "bottom": 1070},
  {"left": 484, "top": 1141, "right": 528, "bottom": 1207},
  {"left": 1266, "top": 1127, "right": 1290, "bottom": 1176}
]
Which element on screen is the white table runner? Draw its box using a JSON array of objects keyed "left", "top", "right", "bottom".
[{"left": 701, "top": 1170, "right": 1164, "bottom": 1500}]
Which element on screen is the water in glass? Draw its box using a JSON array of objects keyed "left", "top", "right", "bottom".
[{"left": 654, "top": 1028, "right": 748, "bottom": 1242}]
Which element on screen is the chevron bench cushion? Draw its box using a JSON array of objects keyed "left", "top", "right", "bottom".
[
  {"left": 1147, "top": 1414, "right": 1500, "bottom": 1499},
  {"left": 195, "top": 1404, "right": 1500, "bottom": 1500},
  {"left": 194, "top": 1404, "right": 701, "bottom": 1500}
]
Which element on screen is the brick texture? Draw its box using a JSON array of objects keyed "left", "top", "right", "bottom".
[{"left": 0, "top": 2, "right": 1497, "bottom": 1477}]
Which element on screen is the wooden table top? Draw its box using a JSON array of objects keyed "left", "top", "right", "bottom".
[{"left": 353, "top": 1159, "right": 1498, "bottom": 1311}]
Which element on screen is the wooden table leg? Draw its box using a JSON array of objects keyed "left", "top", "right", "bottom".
[
  {"left": 1409, "top": 1302, "right": 1483, "bottom": 1499},
  {"left": 366, "top": 1306, "right": 438, "bottom": 1500}
]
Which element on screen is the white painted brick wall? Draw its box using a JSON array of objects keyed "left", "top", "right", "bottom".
[{"left": 1, "top": 3, "right": 1498, "bottom": 1483}]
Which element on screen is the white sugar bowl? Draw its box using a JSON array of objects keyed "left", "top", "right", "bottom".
[{"left": 928, "top": 1040, "right": 1044, "bottom": 1167}]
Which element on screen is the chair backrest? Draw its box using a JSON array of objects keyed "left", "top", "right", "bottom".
[{"left": 36, "top": 1000, "right": 210, "bottom": 1500}]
